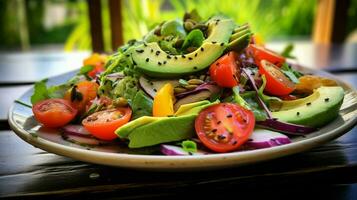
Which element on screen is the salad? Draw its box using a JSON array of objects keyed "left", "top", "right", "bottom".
[{"left": 28, "top": 11, "right": 345, "bottom": 155}]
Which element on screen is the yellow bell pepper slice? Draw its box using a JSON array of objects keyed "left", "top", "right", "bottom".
[{"left": 153, "top": 83, "right": 175, "bottom": 117}]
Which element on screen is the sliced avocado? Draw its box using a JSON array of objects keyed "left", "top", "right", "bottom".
[
  {"left": 175, "top": 100, "right": 219, "bottom": 116},
  {"left": 115, "top": 100, "right": 218, "bottom": 148},
  {"left": 130, "top": 17, "right": 235, "bottom": 78},
  {"left": 272, "top": 87, "right": 344, "bottom": 128},
  {"left": 116, "top": 116, "right": 160, "bottom": 138},
  {"left": 174, "top": 100, "right": 210, "bottom": 116},
  {"left": 128, "top": 115, "right": 196, "bottom": 148}
]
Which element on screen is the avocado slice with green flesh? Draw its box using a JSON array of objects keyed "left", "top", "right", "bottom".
[
  {"left": 128, "top": 115, "right": 196, "bottom": 148},
  {"left": 130, "top": 18, "right": 235, "bottom": 78},
  {"left": 115, "top": 100, "right": 218, "bottom": 148},
  {"left": 272, "top": 87, "right": 344, "bottom": 128}
]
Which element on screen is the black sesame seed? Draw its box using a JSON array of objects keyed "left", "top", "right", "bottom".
[
  {"left": 200, "top": 47, "right": 204, "bottom": 52},
  {"left": 325, "top": 98, "right": 330, "bottom": 102},
  {"left": 153, "top": 88, "right": 157, "bottom": 92},
  {"left": 220, "top": 43, "right": 224, "bottom": 46},
  {"left": 174, "top": 56, "right": 178, "bottom": 60},
  {"left": 151, "top": 49, "right": 154, "bottom": 53},
  {"left": 226, "top": 114, "right": 232, "bottom": 118},
  {"left": 194, "top": 53, "right": 198, "bottom": 57},
  {"left": 297, "top": 112, "right": 300, "bottom": 116},
  {"left": 212, "top": 41, "right": 217, "bottom": 44},
  {"left": 156, "top": 51, "right": 160, "bottom": 56},
  {"left": 193, "top": 66, "right": 198, "bottom": 70},
  {"left": 167, "top": 55, "right": 171, "bottom": 59},
  {"left": 306, "top": 102, "right": 311, "bottom": 106},
  {"left": 133, "top": 60, "right": 137, "bottom": 65},
  {"left": 181, "top": 55, "right": 186, "bottom": 58},
  {"left": 212, "top": 129, "right": 217, "bottom": 133},
  {"left": 136, "top": 49, "right": 144, "bottom": 53},
  {"left": 188, "top": 57, "right": 193, "bottom": 60},
  {"left": 144, "top": 43, "right": 147, "bottom": 47},
  {"left": 217, "top": 121, "right": 221, "bottom": 125},
  {"left": 232, "top": 140, "right": 237, "bottom": 145},
  {"left": 145, "top": 58, "right": 149, "bottom": 62},
  {"left": 163, "top": 61, "right": 167, "bottom": 64},
  {"left": 158, "top": 62, "right": 162, "bottom": 65},
  {"left": 216, "top": 62, "right": 220, "bottom": 66},
  {"left": 126, "top": 54, "right": 130, "bottom": 57}
]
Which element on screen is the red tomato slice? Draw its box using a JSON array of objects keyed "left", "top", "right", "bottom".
[
  {"left": 64, "top": 81, "right": 99, "bottom": 113},
  {"left": 259, "top": 60, "right": 295, "bottom": 96},
  {"left": 195, "top": 103, "right": 255, "bottom": 153},
  {"left": 82, "top": 107, "right": 132, "bottom": 140},
  {"left": 33, "top": 99, "right": 77, "bottom": 128},
  {"left": 248, "top": 44, "right": 285, "bottom": 67},
  {"left": 209, "top": 52, "right": 239, "bottom": 88}
]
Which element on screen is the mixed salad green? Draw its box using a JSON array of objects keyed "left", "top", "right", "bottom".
[{"left": 28, "top": 11, "right": 345, "bottom": 155}]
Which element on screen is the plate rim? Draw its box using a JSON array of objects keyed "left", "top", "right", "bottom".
[{"left": 7, "top": 68, "right": 357, "bottom": 171}]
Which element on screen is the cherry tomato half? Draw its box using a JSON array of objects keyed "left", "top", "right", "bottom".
[
  {"left": 64, "top": 81, "right": 99, "bottom": 113},
  {"left": 195, "top": 103, "right": 255, "bottom": 153},
  {"left": 33, "top": 99, "right": 78, "bottom": 128},
  {"left": 82, "top": 107, "right": 132, "bottom": 140},
  {"left": 209, "top": 52, "right": 239, "bottom": 88},
  {"left": 248, "top": 44, "right": 285, "bottom": 67},
  {"left": 259, "top": 60, "right": 295, "bottom": 96}
]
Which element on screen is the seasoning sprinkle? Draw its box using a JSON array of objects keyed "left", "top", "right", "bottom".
[
  {"left": 306, "top": 102, "right": 311, "bottom": 106},
  {"left": 144, "top": 43, "right": 147, "bottom": 47},
  {"left": 297, "top": 112, "right": 300, "bottom": 116},
  {"left": 167, "top": 55, "right": 172, "bottom": 59},
  {"left": 226, "top": 114, "right": 232, "bottom": 118},
  {"left": 193, "top": 66, "right": 198, "bottom": 70},
  {"left": 220, "top": 43, "right": 224, "bottom": 46},
  {"left": 136, "top": 49, "right": 144, "bottom": 53},
  {"left": 181, "top": 55, "right": 186, "bottom": 58},
  {"left": 325, "top": 98, "right": 330, "bottom": 102},
  {"left": 232, "top": 140, "right": 237, "bottom": 145},
  {"left": 145, "top": 58, "right": 149, "bottom": 62},
  {"left": 188, "top": 57, "right": 193, "bottom": 60},
  {"left": 212, "top": 129, "right": 217, "bottom": 133},
  {"left": 194, "top": 53, "right": 198, "bottom": 57},
  {"left": 212, "top": 41, "right": 217, "bottom": 44},
  {"left": 125, "top": 54, "right": 130, "bottom": 57},
  {"left": 174, "top": 56, "right": 178, "bottom": 60},
  {"left": 153, "top": 88, "right": 157, "bottom": 92},
  {"left": 217, "top": 121, "right": 221, "bottom": 125},
  {"left": 200, "top": 47, "right": 204, "bottom": 52},
  {"left": 151, "top": 49, "right": 154, "bottom": 53},
  {"left": 216, "top": 62, "right": 220, "bottom": 66},
  {"left": 163, "top": 61, "right": 167, "bottom": 65},
  {"left": 156, "top": 51, "right": 160, "bottom": 56},
  {"left": 158, "top": 62, "right": 162, "bottom": 65}
]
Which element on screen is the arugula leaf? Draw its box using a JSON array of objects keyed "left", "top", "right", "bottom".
[
  {"left": 281, "top": 43, "right": 295, "bottom": 59},
  {"left": 258, "top": 75, "right": 282, "bottom": 103},
  {"left": 232, "top": 86, "right": 251, "bottom": 110},
  {"left": 280, "top": 63, "right": 302, "bottom": 84},
  {"left": 131, "top": 90, "right": 153, "bottom": 119},
  {"left": 31, "top": 80, "right": 49, "bottom": 104},
  {"left": 181, "top": 140, "right": 197, "bottom": 153},
  {"left": 232, "top": 86, "right": 267, "bottom": 121},
  {"left": 31, "top": 79, "right": 70, "bottom": 105},
  {"left": 181, "top": 29, "right": 205, "bottom": 50}
]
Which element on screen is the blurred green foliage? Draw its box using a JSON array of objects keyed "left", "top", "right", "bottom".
[{"left": 1, "top": 0, "right": 356, "bottom": 51}]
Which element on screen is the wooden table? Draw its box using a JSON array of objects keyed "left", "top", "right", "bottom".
[{"left": 0, "top": 43, "right": 356, "bottom": 199}]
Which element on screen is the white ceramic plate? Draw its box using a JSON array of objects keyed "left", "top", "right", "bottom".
[{"left": 8, "top": 67, "right": 357, "bottom": 171}]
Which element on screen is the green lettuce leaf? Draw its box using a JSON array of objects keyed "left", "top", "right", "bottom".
[{"left": 131, "top": 90, "right": 153, "bottom": 119}]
